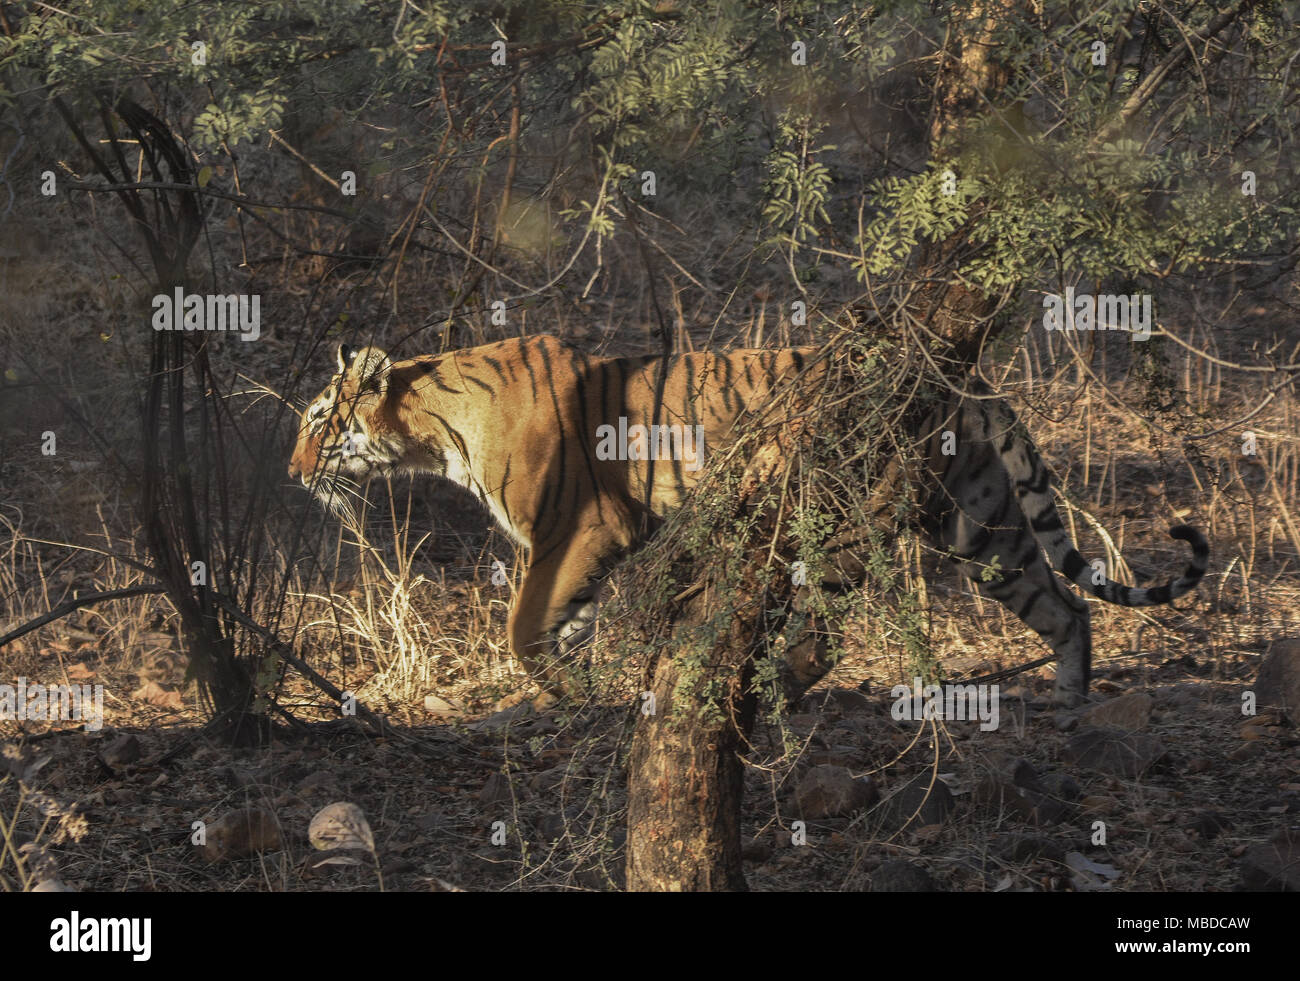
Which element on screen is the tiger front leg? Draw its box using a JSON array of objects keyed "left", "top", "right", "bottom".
[
  {"left": 508, "top": 533, "right": 625, "bottom": 711},
  {"left": 772, "top": 585, "right": 845, "bottom": 707}
]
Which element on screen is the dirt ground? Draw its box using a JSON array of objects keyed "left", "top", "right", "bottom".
[{"left": 4, "top": 561, "right": 1297, "bottom": 892}]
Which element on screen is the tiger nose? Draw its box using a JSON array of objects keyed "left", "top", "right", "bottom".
[{"left": 287, "top": 457, "right": 301, "bottom": 480}]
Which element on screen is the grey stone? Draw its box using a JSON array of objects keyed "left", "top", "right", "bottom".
[
  {"left": 1082, "top": 692, "right": 1154, "bottom": 731},
  {"left": 992, "top": 832, "right": 1066, "bottom": 863},
  {"left": 1239, "top": 829, "right": 1300, "bottom": 891},
  {"left": 478, "top": 771, "right": 519, "bottom": 805},
  {"left": 880, "top": 773, "right": 956, "bottom": 830},
  {"left": 795, "top": 765, "right": 878, "bottom": 819},
  {"left": 872, "top": 860, "right": 937, "bottom": 892},
  {"left": 1039, "top": 772, "right": 1083, "bottom": 803},
  {"left": 1062, "top": 725, "right": 1167, "bottom": 778}
]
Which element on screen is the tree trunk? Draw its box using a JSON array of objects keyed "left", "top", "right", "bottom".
[
  {"left": 624, "top": 586, "right": 759, "bottom": 891},
  {"left": 624, "top": 433, "right": 800, "bottom": 891}
]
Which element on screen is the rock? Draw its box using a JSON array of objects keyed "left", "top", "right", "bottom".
[
  {"left": 1152, "top": 684, "right": 1204, "bottom": 708},
  {"left": 871, "top": 860, "right": 937, "bottom": 892},
  {"left": 1079, "top": 795, "right": 1120, "bottom": 815},
  {"left": 968, "top": 756, "right": 1071, "bottom": 825},
  {"left": 1238, "top": 829, "right": 1300, "bottom": 891},
  {"left": 1229, "top": 741, "right": 1266, "bottom": 762},
  {"left": 1062, "top": 726, "right": 1167, "bottom": 778},
  {"left": 1082, "top": 692, "right": 1153, "bottom": 731},
  {"left": 519, "top": 719, "right": 560, "bottom": 737},
  {"left": 824, "top": 688, "right": 873, "bottom": 715},
  {"left": 1241, "top": 708, "right": 1285, "bottom": 735},
  {"left": 809, "top": 745, "right": 860, "bottom": 767},
  {"left": 880, "top": 773, "right": 956, "bottom": 830},
  {"left": 479, "top": 771, "right": 518, "bottom": 805},
  {"left": 1039, "top": 772, "right": 1083, "bottom": 803},
  {"left": 296, "top": 770, "right": 339, "bottom": 792},
  {"left": 977, "top": 753, "right": 1044, "bottom": 790},
  {"left": 741, "top": 837, "right": 772, "bottom": 862},
  {"left": 795, "top": 765, "right": 878, "bottom": 819},
  {"left": 474, "top": 702, "right": 533, "bottom": 732},
  {"left": 972, "top": 776, "right": 1069, "bottom": 826},
  {"left": 199, "top": 807, "right": 282, "bottom": 862},
  {"left": 98, "top": 734, "right": 141, "bottom": 770},
  {"left": 1255, "top": 639, "right": 1300, "bottom": 721},
  {"left": 992, "top": 832, "right": 1066, "bottom": 863},
  {"left": 535, "top": 813, "right": 567, "bottom": 842},
  {"left": 1183, "top": 811, "right": 1233, "bottom": 840},
  {"left": 1054, "top": 711, "right": 1080, "bottom": 732},
  {"left": 528, "top": 766, "right": 566, "bottom": 794},
  {"left": 380, "top": 857, "right": 417, "bottom": 879},
  {"left": 1006, "top": 757, "right": 1045, "bottom": 793}
]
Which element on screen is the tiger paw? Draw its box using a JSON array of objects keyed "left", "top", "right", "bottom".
[{"left": 530, "top": 690, "right": 562, "bottom": 714}]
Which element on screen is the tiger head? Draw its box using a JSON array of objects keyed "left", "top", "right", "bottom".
[{"left": 288, "top": 344, "right": 409, "bottom": 514}]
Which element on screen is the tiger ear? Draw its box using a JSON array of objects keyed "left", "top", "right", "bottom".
[
  {"left": 344, "top": 345, "right": 392, "bottom": 395},
  {"left": 336, "top": 344, "right": 353, "bottom": 375}
]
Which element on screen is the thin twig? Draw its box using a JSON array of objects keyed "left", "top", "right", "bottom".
[{"left": 0, "top": 586, "right": 166, "bottom": 648}]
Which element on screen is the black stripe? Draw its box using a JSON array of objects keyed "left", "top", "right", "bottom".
[
  {"left": 426, "top": 373, "right": 463, "bottom": 394},
  {"left": 426, "top": 411, "right": 469, "bottom": 460},
  {"left": 499, "top": 455, "right": 513, "bottom": 530},
  {"left": 1013, "top": 587, "right": 1043, "bottom": 622},
  {"left": 1029, "top": 508, "right": 1063, "bottom": 532},
  {"left": 1015, "top": 469, "right": 1051, "bottom": 495},
  {"left": 571, "top": 358, "right": 606, "bottom": 516},
  {"left": 602, "top": 360, "right": 619, "bottom": 434},
  {"left": 951, "top": 523, "right": 992, "bottom": 560},
  {"left": 1013, "top": 540, "right": 1040, "bottom": 572},
  {"left": 520, "top": 338, "right": 540, "bottom": 400}
]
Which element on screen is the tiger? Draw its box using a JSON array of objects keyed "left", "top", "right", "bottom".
[{"left": 287, "top": 333, "right": 1208, "bottom": 709}]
